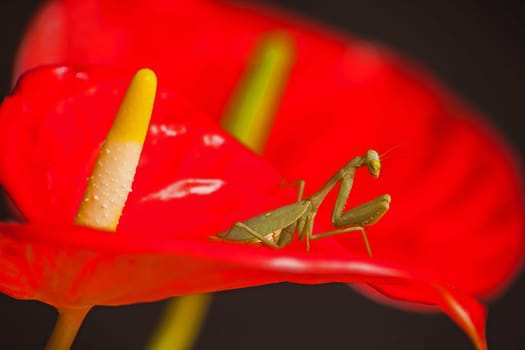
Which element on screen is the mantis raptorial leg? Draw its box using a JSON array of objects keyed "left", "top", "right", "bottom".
[
  {"left": 310, "top": 176, "right": 391, "bottom": 255},
  {"left": 215, "top": 150, "right": 391, "bottom": 255}
]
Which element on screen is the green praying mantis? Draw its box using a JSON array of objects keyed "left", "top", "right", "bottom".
[{"left": 214, "top": 150, "right": 391, "bottom": 256}]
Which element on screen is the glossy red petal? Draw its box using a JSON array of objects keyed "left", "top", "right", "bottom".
[
  {"left": 0, "top": 65, "right": 490, "bottom": 349},
  {"left": 14, "top": 0, "right": 525, "bottom": 301},
  {"left": 0, "top": 66, "right": 291, "bottom": 235},
  {"left": 267, "top": 52, "right": 525, "bottom": 300},
  {"left": 0, "top": 222, "right": 486, "bottom": 349}
]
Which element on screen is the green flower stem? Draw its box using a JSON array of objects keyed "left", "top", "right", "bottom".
[
  {"left": 147, "top": 295, "right": 212, "bottom": 350},
  {"left": 146, "top": 32, "right": 295, "bottom": 350},
  {"left": 221, "top": 31, "right": 295, "bottom": 154},
  {"left": 44, "top": 307, "right": 91, "bottom": 350}
]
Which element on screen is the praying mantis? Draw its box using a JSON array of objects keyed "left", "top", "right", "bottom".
[{"left": 215, "top": 150, "right": 391, "bottom": 256}]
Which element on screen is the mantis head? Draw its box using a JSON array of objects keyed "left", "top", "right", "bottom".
[{"left": 365, "top": 149, "right": 381, "bottom": 178}]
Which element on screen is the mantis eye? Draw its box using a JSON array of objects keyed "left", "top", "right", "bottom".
[{"left": 366, "top": 150, "right": 381, "bottom": 178}]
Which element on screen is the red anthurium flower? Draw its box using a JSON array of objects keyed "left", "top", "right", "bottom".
[
  {"left": 4, "top": 0, "right": 524, "bottom": 348},
  {"left": 16, "top": 0, "right": 524, "bottom": 304},
  {"left": 0, "top": 66, "right": 490, "bottom": 349}
]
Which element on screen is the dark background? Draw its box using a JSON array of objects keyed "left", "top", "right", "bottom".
[{"left": 0, "top": 0, "right": 524, "bottom": 349}]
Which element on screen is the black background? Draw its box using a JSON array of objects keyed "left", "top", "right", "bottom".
[{"left": 0, "top": 1, "right": 524, "bottom": 349}]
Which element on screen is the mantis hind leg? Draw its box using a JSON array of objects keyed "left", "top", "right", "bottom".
[
  {"left": 233, "top": 222, "right": 280, "bottom": 248},
  {"left": 311, "top": 226, "right": 372, "bottom": 257},
  {"left": 280, "top": 179, "right": 305, "bottom": 202}
]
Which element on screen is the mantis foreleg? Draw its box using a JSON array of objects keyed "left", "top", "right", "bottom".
[
  {"left": 323, "top": 167, "right": 390, "bottom": 256},
  {"left": 332, "top": 175, "right": 391, "bottom": 228}
]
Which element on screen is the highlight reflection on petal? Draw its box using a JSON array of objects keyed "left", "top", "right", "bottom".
[
  {"left": 149, "top": 123, "right": 186, "bottom": 139},
  {"left": 140, "top": 178, "right": 225, "bottom": 201}
]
